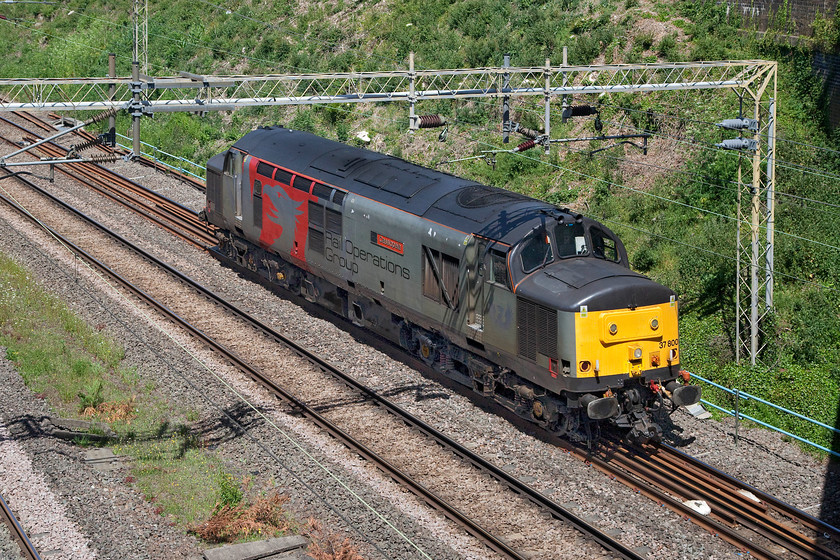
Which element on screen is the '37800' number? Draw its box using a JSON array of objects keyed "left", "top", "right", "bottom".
[{"left": 659, "top": 339, "right": 679, "bottom": 348}]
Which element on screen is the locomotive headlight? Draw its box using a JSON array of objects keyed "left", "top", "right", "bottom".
[
  {"left": 650, "top": 318, "right": 659, "bottom": 330},
  {"left": 629, "top": 346, "right": 643, "bottom": 361}
]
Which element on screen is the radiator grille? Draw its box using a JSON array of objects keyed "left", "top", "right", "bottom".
[
  {"left": 517, "top": 298, "right": 558, "bottom": 361},
  {"left": 309, "top": 228, "right": 324, "bottom": 254}
]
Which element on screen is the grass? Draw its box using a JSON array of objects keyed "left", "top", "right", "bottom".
[
  {"left": 0, "top": 251, "right": 305, "bottom": 546},
  {"left": 115, "top": 433, "right": 225, "bottom": 526}
]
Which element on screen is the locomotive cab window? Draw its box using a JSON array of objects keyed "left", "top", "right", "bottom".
[
  {"left": 490, "top": 250, "right": 511, "bottom": 289},
  {"left": 555, "top": 222, "right": 587, "bottom": 257},
  {"left": 520, "top": 232, "right": 553, "bottom": 273},
  {"left": 590, "top": 227, "right": 619, "bottom": 262}
]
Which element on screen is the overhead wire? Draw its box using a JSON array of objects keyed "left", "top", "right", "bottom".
[
  {"left": 587, "top": 101, "right": 840, "bottom": 182},
  {"left": 331, "top": 89, "right": 839, "bottom": 285},
  {"left": 600, "top": 99, "right": 840, "bottom": 158},
  {"left": 7, "top": 1, "right": 838, "bottom": 286}
]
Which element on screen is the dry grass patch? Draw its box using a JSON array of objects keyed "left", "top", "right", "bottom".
[
  {"left": 304, "top": 518, "right": 364, "bottom": 560},
  {"left": 189, "top": 493, "right": 295, "bottom": 543}
]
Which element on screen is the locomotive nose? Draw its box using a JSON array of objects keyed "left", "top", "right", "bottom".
[{"left": 524, "top": 258, "right": 676, "bottom": 313}]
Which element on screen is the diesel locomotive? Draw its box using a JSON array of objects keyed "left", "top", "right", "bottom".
[{"left": 201, "top": 126, "right": 700, "bottom": 442}]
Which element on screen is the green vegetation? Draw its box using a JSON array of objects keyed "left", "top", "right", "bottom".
[
  {"left": 0, "top": 253, "right": 287, "bottom": 539},
  {"left": 0, "top": 0, "right": 838, "bottom": 455}
]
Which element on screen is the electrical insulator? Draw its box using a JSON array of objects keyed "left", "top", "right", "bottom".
[
  {"left": 716, "top": 117, "right": 758, "bottom": 132},
  {"left": 513, "top": 140, "right": 537, "bottom": 152},
  {"left": 86, "top": 154, "right": 119, "bottom": 163},
  {"left": 86, "top": 107, "right": 118, "bottom": 126},
  {"left": 562, "top": 105, "right": 598, "bottom": 121},
  {"left": 715, "top": 138, "right": 757, "bottom": 151},
  {"left": 516, "top": 126, "right": 539, "bottom": 139},
  {"left": 70, "top": 137, "right": 104, "bottom": 153},
  {"left": 417, "top": 114, "right": 447, "bottom": 128}
]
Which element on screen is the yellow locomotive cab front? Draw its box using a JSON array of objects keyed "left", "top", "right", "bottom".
[{"left": 574, "top": 297, "right": 679, "bottom": 379}]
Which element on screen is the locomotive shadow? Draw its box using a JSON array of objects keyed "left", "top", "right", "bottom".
[
  {"left": 307, "top": 383, "right": 450, "bottom": 415},
  {"left": 221, "top": 260, "right": 693, "bottom": 461}
]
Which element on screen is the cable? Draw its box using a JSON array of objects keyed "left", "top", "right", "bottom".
[
  {"left": 322, "top": 102, "right": 840, "bottom": 293},
  {"left": 464, "top": 134, "right": 840, "bottom": 256},
  {"left": 467, "top": 96, "right": 840, "bottom": 219},
  {"left": 601, "top": 99, "right": 840, "bottom": 158},
  {"left": 576, "top": 103, "right": 840, "bottom": 183},
  {"left": 497, "top": 96, "right": 840, "bottom": 189},
  {"left": 596, "top": 217, "right": 838, "bottom": 292}
]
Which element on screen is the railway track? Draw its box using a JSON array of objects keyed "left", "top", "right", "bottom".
[
  {"left": 559, "top": 435, "right": 840, "bottom": 560},
  {"left": 16, "top": 109, "right": 207, "bottom": 192},
  {"left": 0, "top": 114, "right": 215, "bottom": 249},
  {"left": 0, "top": 140, "right": 644, "bottom": 559},
  {"left": 2, "top": 113, "right": 838, "bottom": 559},
  {"left": 0, "top": 493, "right": 41, "bottom": 560}
]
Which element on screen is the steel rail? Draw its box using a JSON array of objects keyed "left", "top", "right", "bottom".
[
  {"left": 0, "top": 169, "right": 645, "bottom": 560},
  {"left": 602, "top": 438, "right": 838, "bottom": 559},
  {"left": 0, "top": 180, "right": 525, "bottom": 560},
  {"left": 2, "top": 116, "right": 815, "bottom": 560},
  {"left": 3, "top": 166, "right": 645, "bottom": 560},
  {"left": 555, "top": 436, "right": 787, "bottom": 560},
  {"left": 1, "top": 116, "right": 641, "bottom": 560},
  {"left": 656, "top": 442, "right": 840, "bottom": 549},
  {"left": 0, "top": 117, "right": 215, "bottom": 248},
  {"left": 22, "top": 111, "right": 206, "bottom": 191},
  {"left": 0, "top": 493, "right": 41, "bottom": 560}
]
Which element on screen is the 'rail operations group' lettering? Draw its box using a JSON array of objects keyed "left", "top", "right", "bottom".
[{"left": 324, "top": 232, "right": 411, "bottom": 279}]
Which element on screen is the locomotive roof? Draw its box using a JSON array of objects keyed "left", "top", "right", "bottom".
[{"left": 232, "top": 127, "right": 571, "bottom": 244}]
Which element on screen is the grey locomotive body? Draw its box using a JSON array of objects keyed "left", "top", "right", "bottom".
[{"left": 203, "top": 126, "right": 699, "bottom": 441}]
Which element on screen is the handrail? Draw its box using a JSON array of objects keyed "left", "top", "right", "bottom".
[
  {"left": 115, "top": 133, "right": 205, "bottom": 180},
  {"left": 690, "top": 371, "right": 840, "bottom": 458}
]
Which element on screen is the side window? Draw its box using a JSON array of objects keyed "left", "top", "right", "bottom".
[
  {"left": 555, "top": 222, "right": 586, "bottom": 257},
  {"left": 590, "top": 227, "right": 619, "bottom": 262},
  {"left": 256, "top": 161, "right": 277, "bottom": 179},
  {"left": 520, "top": 233, "right": 553, "bottom": 273},
  {"left": 422, "top": 247, "right": 460, "bottom": 309},
  {"left": 275, "top": 168, "right": 294, "bottom": 186},
  {"left": 490, "top": 250, "right": 511, "bottom": 289}
]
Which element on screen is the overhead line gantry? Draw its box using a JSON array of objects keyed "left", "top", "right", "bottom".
[{"left": 0, "top": 56, "right": 777, "bottom": 366}]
